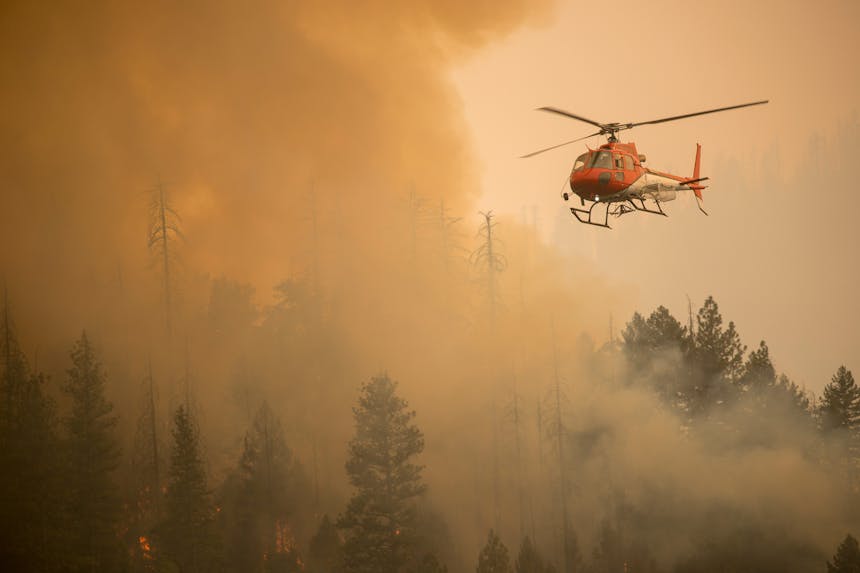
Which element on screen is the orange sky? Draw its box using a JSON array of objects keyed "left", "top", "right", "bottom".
[{"left": 453, "top": 0, "right": 860, "bottom": 393}]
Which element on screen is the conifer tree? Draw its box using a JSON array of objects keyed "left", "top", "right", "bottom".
[
  {"left": 827, "top": 534, "right": 860, "bottom": 573},
  {"left": 0, "top": 296, "right": 61, "bottom": 571},
  {"left": 622, "top": 306, "right": 687, "bottom": 406},
  {"left": 160, "top": 404, "right": 220, "bottom": 573},
  {"left": 739, "top": 340, "right": 777, "bottom": 392},
  {"left": 338, "top": 374, "right": 426, "bottom": 573},
  {"left": 221, "top": 402, "right": 306, "bottom": 572},
  {"left": 62, "top": 331, "right": 123, "bottom": 572},
  {"left": 308, "top": 515, "right": 343, "bottom": 573},
  {"left": 687, "top": 296, "right": 745, "bottom": 414},
  {"left": 820, "top": 366, "right": 860, "bottom": 434},
  {"left": 692, "top": 296, "right": 745, "bottom": 383},
  {"left": 476, "top": 529, "right": 512, "bottom": 573},
  {"left": 819, "top": 366, "right": 860, "bottom": 489}
]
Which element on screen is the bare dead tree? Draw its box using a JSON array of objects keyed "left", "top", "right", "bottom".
[
  {"left": 148, "top": 178, "right": 183, "bottom": 337},
  {"left": 470, "top": 211, "right": 507, "bottom": 327}
]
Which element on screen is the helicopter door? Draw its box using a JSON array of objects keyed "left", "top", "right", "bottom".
[{"left": 613, "top": 153, "right": 625, "bottom": 182}]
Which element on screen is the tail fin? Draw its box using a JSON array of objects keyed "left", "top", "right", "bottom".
[{"left": 691, "top": 143, "right": 707, "bottom": 215}]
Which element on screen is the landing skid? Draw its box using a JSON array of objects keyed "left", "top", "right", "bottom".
[
  {"left": 567, "top": 196, "right": 668, "bottom": 229},
  {"left": 620, "top": 197, "right": 668, "bottom": 217},
  {"left": 570, "top": 201, "right": 611, "bottom": 228}
]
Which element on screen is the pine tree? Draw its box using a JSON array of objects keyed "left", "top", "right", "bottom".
[
  {"left": 308, "top": 515, "right": 343, "bottom": 573},
  {"left": 692, "top": 296, "right": 745, "bottom": 383},
  {"left": 827, "top": 534, "right": 860, "bottom": 573},
  {"left": 739, "top": 340, "right": 777, "bottom": 393},
  {"left": 160, "top": 404, "right": 220, "bottom": 573},
  {"left": 621, "top": 307, "right": 686, "bottom": 363},
  {"left": 338, "top": 374, "right": 426, "bottom": 573},
  {"left": 820, "top": 367, "right": 860, "bottom": 434},
  {"left": 819, "top": 366, "right": 860, "bottom": 489},
  {"left": 0, "top": 295, "right": 61, "bottom": 572},
  {"left": 61, "top": 331, "right": 123, "bottom": 572},
  {"left": 476, "top": 529, "right": 512, "bottom": 573},
  {"left": 221, "top": 402, "right": 307, "bottom": 572},
  {"left": 687, "top": 296, "right": 745, "bottom": 414},
  {"left": 621, "top": 306, "right": 687, "bottom": 406}
]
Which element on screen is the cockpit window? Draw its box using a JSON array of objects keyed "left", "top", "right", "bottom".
[
  {"left": 589, "top": 151, "right": 613, "bottom": 169},
  {"left": 623, "top": 155, "right": 634, "bottom": 171},
  {"left": 573, "top": 153, "right": 589, "bottom": 172}
]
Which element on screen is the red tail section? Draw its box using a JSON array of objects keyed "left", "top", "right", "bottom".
[
  {"left": 692, "top": 143, "right": 703, "bottom": 200},
  {"left": 691, "top": 143, "right": 707, "bottom": 215}
]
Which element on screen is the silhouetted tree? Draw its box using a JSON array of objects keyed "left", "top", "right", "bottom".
[
  {"left": 739, "top": 340, "right": 777, "bottom": 392},
  {"left": 221, "top": 402, "right": 307, "bottom": 572},
  {"left": 820, "top": 367, "right": 860, "bottom": 434},
  {"left": 622, "top": 306, "right": 688, "bottom": 405},
  {"left": 470, "top": 211, "right": 507, "bottom": 326},
  {"left": 476, "top": 529, "right": 512, "bottom": 573},
  {"left": 827, "top": 534, "right": 860, "bottom": 573},
  {"left": 338, "top": 374, "right": 426, "bottom": 573},
  {"left": 148, "top": 178, "right": 183, "bottom": 336},
  {"left": 687, "top": 296, "right": 745, "bottom": 414},
  {"left": 159, "top": 405, "right": 220, "bottom": 573},
  {"left": 308, "top": 515, "right": 343, "bottom": 573},
  {"left": 0, "top": 296, "right": 61, "bottom": 572},
  {"left": 62, "top": 331, "right": 123, "bottom": 572},
  {"left": 819, "top": 366, "right": 860, "bottom": 488}
]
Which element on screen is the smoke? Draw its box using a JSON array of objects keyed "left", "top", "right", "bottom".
[
  {"left": 1, "top": 1, "right": 857, "bottom": 571},
  {"left": 0, "top": 0, "right": 551, "bottom": 339}
]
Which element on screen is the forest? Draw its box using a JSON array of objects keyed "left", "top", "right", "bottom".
[{"left": 1, "top": 190, "right": 858, "bottom": 572}]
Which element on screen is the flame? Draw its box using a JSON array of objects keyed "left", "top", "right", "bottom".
[{"left": 139, "top": 536, "right": 153, "bottom": 560}]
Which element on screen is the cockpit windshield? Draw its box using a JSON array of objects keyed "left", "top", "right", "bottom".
[
  {"left": 572, "top": 153, "right": 589, "bottom": 172},
  {"left": 589, "top": 151, "right": 613, "bottom": 169}
]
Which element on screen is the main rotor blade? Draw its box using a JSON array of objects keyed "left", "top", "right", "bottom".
[
  {"left": 630, "top": 100, "right": 769, "bottom": 128},
  {"left": 536, "top": 107, "right": 606, "bottom": 130},
  {"left": 520, "top": 131, "right": 602, "bottom": 158}
]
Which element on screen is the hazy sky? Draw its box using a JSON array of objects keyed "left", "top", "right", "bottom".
[{"left": 453, "top": 0, "right": 860, "bottom": 393}]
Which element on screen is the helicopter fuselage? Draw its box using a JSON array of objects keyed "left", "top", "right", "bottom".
[{"left": 567, "top": 141, "right": 700, "bottom": 205}]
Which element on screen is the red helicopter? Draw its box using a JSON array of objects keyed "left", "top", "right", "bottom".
[{"left": 522, "top": 100, "right": 768, "bottom": 228}]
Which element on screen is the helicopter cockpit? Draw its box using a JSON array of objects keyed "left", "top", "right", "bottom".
[{"left": 572, "top": 150, "right": 629, "bottom": 173}]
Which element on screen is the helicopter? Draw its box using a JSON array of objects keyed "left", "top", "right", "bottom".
[{"left": 522, "top": 100, "right": 768, "bottom": 228}]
